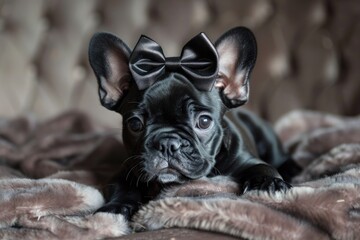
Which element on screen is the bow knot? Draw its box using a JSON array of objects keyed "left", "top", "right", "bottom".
[
  {"left": 129, "top": 33, "right": 219, "bottom": 91},
  {"left": 165, "top": 57, "right": 181, "bottom": 71}
]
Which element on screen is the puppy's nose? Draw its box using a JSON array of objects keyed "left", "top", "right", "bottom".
[{"left": 157, "top": 138, "right": 181, "bottom": 155}]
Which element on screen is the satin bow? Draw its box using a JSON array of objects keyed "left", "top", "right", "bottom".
[{"left": 129, "top": 33, "right": 219, "bottom": 91}]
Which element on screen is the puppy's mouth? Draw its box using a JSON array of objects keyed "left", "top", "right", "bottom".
[{"left": 145, "top": 154, "right": 213, "bottom": 184}]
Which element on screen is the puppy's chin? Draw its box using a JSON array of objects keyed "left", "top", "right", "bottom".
[{"left": 157, "top": 168, "right": 186, "bottom": 184}]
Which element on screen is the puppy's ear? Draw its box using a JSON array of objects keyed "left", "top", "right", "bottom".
[
  {"left": 88, "top": 32, "right": 132, "bottom": 111},
  {"left": 215, "top": 27, "right": 257, "bottom": 108}
]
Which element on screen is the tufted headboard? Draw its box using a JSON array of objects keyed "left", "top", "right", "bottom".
[{"left": 0, "top": 0, "right": 359, "bottom": 126}]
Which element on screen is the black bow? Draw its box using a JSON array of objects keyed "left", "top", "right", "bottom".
[{"left": 129, "top": 33, "right": 219, "bottom": 91}]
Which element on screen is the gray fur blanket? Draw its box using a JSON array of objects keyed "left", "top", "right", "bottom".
[{"left": 1, "top": 110, "right": 360, "bottom": 240}]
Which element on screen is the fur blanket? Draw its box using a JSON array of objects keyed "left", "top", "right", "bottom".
[{"left": 1, "top": 110, "right": 360, "bottom": 240}]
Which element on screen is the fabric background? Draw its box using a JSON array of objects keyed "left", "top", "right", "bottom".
[{"left": 0, "top": 0, "right": 359, "bottom": 125}]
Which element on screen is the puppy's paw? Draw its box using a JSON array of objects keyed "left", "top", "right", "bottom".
[
  {"left": 242, "top": 176, "right": 291, "bottom": 194},
  {"left": 95, "top": 203, "right": 138, "bottom": 220}
]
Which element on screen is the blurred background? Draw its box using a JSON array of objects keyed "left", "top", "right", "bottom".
[{"left": 0, "top": 0, "right": 359, "bottom": 126}]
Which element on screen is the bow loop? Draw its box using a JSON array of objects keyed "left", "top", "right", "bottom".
[
  {"left": 180, "top": 33, "right": 219, "bottom": 90},
  {"left": 129, "top": 36, "right": 166, "bottom": 90},
  {"left": 129, "top": 33, "right": 219, "bottom": 91}
]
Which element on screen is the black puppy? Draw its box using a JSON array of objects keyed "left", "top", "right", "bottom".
[{"left": 88, "top": 27, "right": 291, "bottom": 219}]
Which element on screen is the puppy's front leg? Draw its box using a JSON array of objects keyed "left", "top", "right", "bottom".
[
  {"left": 237, "top": 163, "right": 292, "bottom": 194},
  {"left": 96, "top": 180, "right": 142, "bottom": 220}
]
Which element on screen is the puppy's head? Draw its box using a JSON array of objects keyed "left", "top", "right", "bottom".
[{"left": 88, "top": 27, "right": 257, "bottom": 184}]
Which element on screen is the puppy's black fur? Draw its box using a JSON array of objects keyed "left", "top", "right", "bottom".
[{"left": 88, "top": 27, "right": 292, "bottom": 219}]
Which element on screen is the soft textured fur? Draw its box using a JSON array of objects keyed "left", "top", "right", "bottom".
[
  {"left": 1, "top": 110, "right": 360, "bottom": 239},
  {"left": 0, "top": 112, "right": 130, "bottom": 239},
  {"left": 133, "top": 165, "right": 360, "bottom": 239},
  {"left": 0, "top": 177, "right": 129, "bottom": 239}
]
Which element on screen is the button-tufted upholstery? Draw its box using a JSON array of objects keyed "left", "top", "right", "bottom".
[{"left": 0, "top": 0, "right": 359, "bottom": 126}]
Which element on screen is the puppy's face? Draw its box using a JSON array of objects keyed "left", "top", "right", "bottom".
[
  {"left": 88, "top": 27, "right": 257, "bottom": 184},
  {"left": 122, "top": 74, "right": 224, "bottom": 183}
]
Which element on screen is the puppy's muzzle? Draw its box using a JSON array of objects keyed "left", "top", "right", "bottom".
[{"left": 149, "top": 134, "right": 190, "bottom": 183}]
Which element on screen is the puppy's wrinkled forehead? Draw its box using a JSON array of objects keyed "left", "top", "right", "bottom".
[{"left": 141, "top": 74, "right": 221, "bottom": 121}]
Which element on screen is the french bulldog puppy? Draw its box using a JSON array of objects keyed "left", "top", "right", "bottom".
[{"left": 88, "top": 27, "right": 291, "bottom": 219}]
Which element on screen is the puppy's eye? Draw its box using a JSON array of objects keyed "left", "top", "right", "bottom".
[
  {"left": 196, "top": 115, "right": 213, "bottom": 130},
  {"left": 127, "top": 117, "right": 144, "bottom": 132}
]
